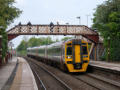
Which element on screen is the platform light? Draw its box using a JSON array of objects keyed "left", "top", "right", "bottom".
[
  {"left": 64, "top": 22, "right": 69, "bottom": 36},
  {"left": 66, "top": 23, "right": 69, "bottom": 25},
  {"left": 27, "top": 21, "right": 32, "bottom": 32},
  {"left": 107, "top": 36, "right": 110, "bottom": 62},
  {"left": 8, "top": 42, "right": 14, "bottom": 59},
  {"left": 57, "top": 21, "right": 59, "bottom": 32},
  {"left": 76, "top": 16, "right": 81, "bottom": 25},
  {"left": 86, "top": 15, "right": 90, "bottom": 26}
]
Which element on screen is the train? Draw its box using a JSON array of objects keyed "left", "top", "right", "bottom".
[{"left": 27, "top": 39, "right": 89, "bottom": 72}]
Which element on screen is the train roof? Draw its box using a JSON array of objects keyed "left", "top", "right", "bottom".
[
  {"left": 47, "top": 41, "right": 64, "bottom": 48},
  {"left": 27, "top": 38, "right": 87, "bottom": 50},
  {"left": 27, "top": 41, "right": 64, "bottom": 50},
  {"left": 65, "top": 38, "right": 85, "bottom": 42}
]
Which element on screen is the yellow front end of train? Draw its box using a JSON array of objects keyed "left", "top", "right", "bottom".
[{"left": 65, "top": 40, "right": 89, "bottom": 72}]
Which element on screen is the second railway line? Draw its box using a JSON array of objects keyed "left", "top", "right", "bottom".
[{"left": 74, "top": 73, "right": 120, "bottom": 90}]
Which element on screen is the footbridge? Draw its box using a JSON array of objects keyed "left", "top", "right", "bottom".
[{"left": 7, "top": 22, "right": 99, "bottom": 43}]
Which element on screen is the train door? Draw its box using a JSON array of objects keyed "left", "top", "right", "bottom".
[
  {"left": 72, "top": 41, "right": 83, "bottom": 69},
  {"left": 74, "top": 45, "right": 81, "bottom": 63},
  {"left": 60, "top": 45, "right": 65, "bottom": 70}
]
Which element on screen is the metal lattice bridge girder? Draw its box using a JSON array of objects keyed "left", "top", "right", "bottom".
[{"left": 7, "top": 24, "right": 99, "bottom": 43}]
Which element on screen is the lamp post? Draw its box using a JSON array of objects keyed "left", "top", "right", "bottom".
[
  {"left": 107, "top": 37, "right": 110, "bottom": 62},
  {"left": 86, "top": 15, "right": 90, "bottom": 26},
  {"left": 57, "top": 21, "right": 60, "bottom": 33},
  {"left": 66, "top": 23, "right": 69, "bottom": 25},
  {"left": 76, "top": 16, "right": 81, "bottom": 38},
  {"left": 76, "top": 16, "right": 81, "bottom": 25},
  {"left": 8, "top": 42, "right": 14, "bottom": 59},
  {"left": 27, "top": 22, "right": 32, "bottom": 32},
  {"left": 66, "top": 23, "right": 69, "bottom": 34}
]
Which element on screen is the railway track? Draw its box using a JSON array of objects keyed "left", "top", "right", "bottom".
[
  {"left": 25, "top": 57, "right": 120, "bottom": 90},
  {"left": 88, "top": 64, "right": 120, "bottom": 83},
  {"left": 74, "top": 73, "right": 120, "bottom": 90},
  {"left": 26, "top": 57, "right": 72, "bottom": 90}
]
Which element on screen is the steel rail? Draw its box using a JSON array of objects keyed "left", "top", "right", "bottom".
[
  {"left": 75, "top": 76, "right": 101, "bottom": 90},
  {"left": 32, "top": 68, "right": 46, "bottom": 90},
  {"left": 75, "top": 73, "right": 120, "bottom": 90},
  {"left": 29, "top": 58, "right": 72, "bottom": 90},
  {"left": 86, "top": 73, "right": 120, "bottom": 88}
]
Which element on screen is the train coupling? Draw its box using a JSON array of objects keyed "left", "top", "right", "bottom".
[{"left": 73, "top": 63, "right": 82, "bottom": 69}]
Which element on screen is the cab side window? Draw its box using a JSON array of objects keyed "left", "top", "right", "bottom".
[{"left": 82, "top": 46, "right": 88, "bottom": 55}]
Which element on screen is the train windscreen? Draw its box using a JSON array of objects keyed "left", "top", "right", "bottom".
[{"left": 67, "top": 47, "right": 72, "bottom": 55}]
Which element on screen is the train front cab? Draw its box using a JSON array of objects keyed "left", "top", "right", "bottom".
[{"left": 65, "top": 40, "right": 89, "bottom": 72}]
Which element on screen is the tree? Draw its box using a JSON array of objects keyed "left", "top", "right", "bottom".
[
  {"left": 17, "top": 37, "right": 55, "bottom": 55},
  {"left": 92, "top": 0, "right": 120, "bottom": 61},
  {"left": 0, "top": 0, "right": 21, "bottom": 60},
  {"left": 45, "top": 36, "right": 54, "bottom": 45},
  {"left": 61, "top": 37, "right": 73, "bottom": 41},
  {"left": 28, "top": 37, "right": 41, "bottom": 47},
  {"left": 17, "top": 40, "right": 27, "bottom": 51},
  {"left": 17, "top": 40, "right": 27, "bottom": 55},
  {"left": 0, "top": 0, "right": 21, "bottom": 27},
  {"left": 1, "top": 30, "right": 8, "bottom": 59},
  {"left": 55, "top": 38, "right": 59, "bottom": 42}
]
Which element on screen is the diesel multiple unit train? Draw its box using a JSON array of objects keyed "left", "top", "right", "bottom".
[{"left": 27, "top": 39, "right": 89, "bottom": 72}]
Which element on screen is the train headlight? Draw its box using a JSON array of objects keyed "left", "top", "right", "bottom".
[
  {"left": 68, "top": 56, "right": 72, "bottom": 59},
  {"left": 83, "top": 56, "right": 88, "bottom": 58}
]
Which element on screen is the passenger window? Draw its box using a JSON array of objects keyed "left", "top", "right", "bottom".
[
  {"left": 82, "top": 46, "right": 88, "bottom": 55},
  {"left": 67, "top": 47, "right": 72, "bottom": 55}
]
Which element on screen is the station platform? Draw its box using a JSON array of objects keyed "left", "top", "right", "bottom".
[
  {"left": 0, "top": 57, "right": 38, "bottom": 90},
  {"left": 89, "top": 60, "right": 120, "bottom": 72},
  {"left": 0, "top": 57, "right": 17, "bottom": 90}
]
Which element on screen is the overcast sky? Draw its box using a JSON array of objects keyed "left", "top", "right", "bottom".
[{"left": 10, "top": 0, "right": 107, "bottom": 48}]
